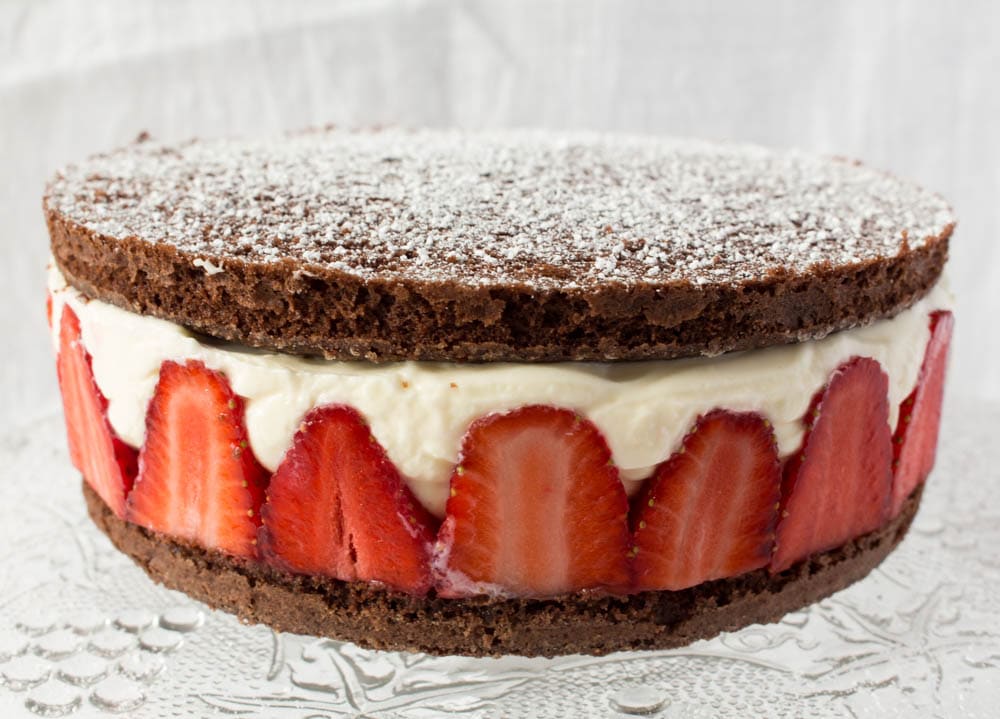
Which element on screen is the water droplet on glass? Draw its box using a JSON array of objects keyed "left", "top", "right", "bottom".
[
  {"left": 87, "top": 630, "right": 135, "bottom": 659},
  {"left": 17, "top": 611, "right": 59, "bottom": 636},
  {"left": 0, "top": 631, "right": 30, "bottom": 662},
  {"left": 24, "top": 680, "right": 82, "bottom": 716},
  {"left": 57, "top": 654, "right": 109, "bottom": 687},
  {"left": 65, "top": 610, "right": 107, "bottom": 635},
  {"left": 90, "top": 676, "right": 145, "bottom": 713},
  {"left": 114, "top": 610, "right": 157, "bottom": 633},
  {"left": 2, "top": 656, "right": 51, "bottom": 691},
  {"left": 159, "top": 606, "right": 203, "bottom": 632},
  {"left": 118, "top": 652, "right": 164, "bottom": 683},
  {"left": 138, "top": 627, "right": 183, "bottom": 653},
  {"left": 33, "top": 630, "right": 81, "bottom": 660},
  {"left": 609, "top": 686, "right": 669, "bottom": 715},
  {"left": 914, "top": 515, "right": 945, "bottom": 535}
]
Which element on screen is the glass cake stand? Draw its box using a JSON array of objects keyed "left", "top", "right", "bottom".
[{"left": 1, "top": 402, "right": 997, "bottom": 719}]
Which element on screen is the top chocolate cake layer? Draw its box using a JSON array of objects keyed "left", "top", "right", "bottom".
[{"left": 45, "top": 129, "right": 953, "bottom": 362}]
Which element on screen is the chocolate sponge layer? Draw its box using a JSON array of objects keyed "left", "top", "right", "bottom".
[
  {"left": 49, "top": 211, "right": 948, "bottom": 363},
  {"left": 85, "top": 482, "right": 921, "bottom": 658}
]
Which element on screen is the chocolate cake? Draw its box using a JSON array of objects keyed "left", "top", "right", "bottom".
[{"left": 45, "top": 129, "right": 955, "bottom": 657}]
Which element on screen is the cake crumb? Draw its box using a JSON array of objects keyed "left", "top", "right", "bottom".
[{"left": 193, "top": 258, "right": 225, "bottom": 275}]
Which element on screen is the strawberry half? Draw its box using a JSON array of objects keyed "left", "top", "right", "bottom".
[
  {"left": 126, "top": 360, "right": 267, "bottom": 558},
  {"left": 890, "top": 311, "right": 954, "bottom": 517},
  {"left": 259, "top": 405, "right": 436, "bottom": 594},
  {"left": 56, "top": 305, "right": 138, "bottom": 517},
  {"left": 631, "top": 410, "right": 781, "bottom": 591},
  {"left": 433, "top": 405, "right": 631, "bottom": 598},
  {"left": 771, "top": 357, "right": 893, "bottom": 573}
]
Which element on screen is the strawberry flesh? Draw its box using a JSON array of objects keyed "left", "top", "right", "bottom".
[
  {"left": 890, "top": 311, "right": 953, "bottom": 516},
  {"left": 260, "top": 405, "right": 436, "bottom": 594},
  {"left": 434, "top": 405, "right": 631, "bottom": 598},
  {"left": 632, "top": 410, "right": 781, "bottom": 591},
  {"left": 56, "top": 305, "right": 137, "bottom": 517},
  {"left": 771, "top": 357, "right": 893, "bottom": 573},
  {"left": 126, "top": 360, "right": 267, "bottom": 558}
]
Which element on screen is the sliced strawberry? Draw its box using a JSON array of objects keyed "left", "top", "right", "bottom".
[
  {"left": 259, "top": 405, "right": 436, "bottom": 594},
  {"left": 46, "top": 293, "right": 53, "bottom": 329},
  {"left": 434, "top": 406, "right": 630, "bottom": 598},
  {"left": 891, "top": 311, "right": 954, "bottom": 516},
  {"left": 771, "top": 357, "right": 892, "bottom": 573},
  {"left": 126, "top": 360, "right": 267, "bottom": 558},
  {"left": 631, "top": 410, "right": 781, "bottom": 591},
  {"left": 56, "top": 306, "right": 137, "bottom": 517}
]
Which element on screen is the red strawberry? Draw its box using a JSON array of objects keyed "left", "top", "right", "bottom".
[
  {"left": 56, "top": 305, "right": 137, "bottom": 517},
  {"left": 126, "top": 360, "right": 267, "bottom": 558},
  {"left": 631, "top": 411, "right": 781, "bottom": 591},
  {"left": 434, "top": 406, "right": 630, "bottom": 598},
  {"left": 46, "top": 293, "right": 53, "bottom": 329},
  {"left": 259, "top": 405, "right": 436, "bottom": 594},
  {"left": 771, "top": 357, "right": 892, "bottom": 573},
  {"left": 890, "top": 311, "right": 954, "bottom": 516}
]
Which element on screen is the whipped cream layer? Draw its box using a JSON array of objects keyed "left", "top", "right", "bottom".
[{"left": 49, "top": 266, "right": 951, "bottom": 517}]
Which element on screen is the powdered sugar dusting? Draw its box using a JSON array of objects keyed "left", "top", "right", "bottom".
[{"left": 45, "top": 129, "right": 954, "bottom": 289}]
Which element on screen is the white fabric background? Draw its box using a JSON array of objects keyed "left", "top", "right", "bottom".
[{"left": 2, "top": 0, "right": 997, "bottom": 433}]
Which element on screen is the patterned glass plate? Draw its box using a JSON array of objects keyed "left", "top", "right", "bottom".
[{"left": 1, "top": 403, "right": 998, "bottom": 718}]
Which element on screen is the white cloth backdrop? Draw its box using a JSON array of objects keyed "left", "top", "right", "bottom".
[{"left": 2, "top": 0, "right": 997, "bottom": 433}]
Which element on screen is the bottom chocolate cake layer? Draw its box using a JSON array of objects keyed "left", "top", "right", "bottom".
[{"left": 84, "top": 482, "right": 921, "bottom": 658}]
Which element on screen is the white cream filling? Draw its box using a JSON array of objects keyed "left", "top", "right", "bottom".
[{"left": 48, "top": 265, "right": 952, "bottom": 517}]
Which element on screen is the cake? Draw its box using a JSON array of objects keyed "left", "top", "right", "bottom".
[{"left": 44, "top": 129, "right": 954, "bottom": 657}]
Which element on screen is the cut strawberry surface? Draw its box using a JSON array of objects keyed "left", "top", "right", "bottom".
[
  {"left": 260, "top": 405, "right": 436, "bottom": 594},
  {"left": 891, "top": 311, "right": 953, "bottom": 517},
  {"left": 56, "top": 305, "right": 137, "bottom": 518},
  {"left": 434, "top": 405, "right": 630, "bottom": 598},
  {"left": 632, "top": 410, "right": 781, "bottom": 591},
  {"left": 126, "top": 360, "right": 267, "bottom": 558},
  {"left": 771, "top": 357, "right": 893, "bottom": 573}
]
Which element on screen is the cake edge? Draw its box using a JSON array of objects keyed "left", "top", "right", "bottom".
[
  {"left": 84, "top": 481, "right": 922, "bottom": 658},
  {"left": 47, "top": 207, "right": 951, "bottom": 363}
]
